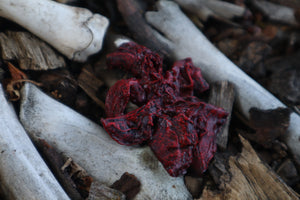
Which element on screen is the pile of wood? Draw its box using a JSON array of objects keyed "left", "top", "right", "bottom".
[{"left": 0, "top": 0, "right": 299, "bottom": 199}]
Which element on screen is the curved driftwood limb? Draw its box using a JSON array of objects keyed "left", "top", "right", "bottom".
[
  {"left": 145, "top": 0, "right": 300, "bottom": 161},
  {"left": 0, "top": 84, "right": 70, "bottom": 200},
  {"left": 174, "top": 0, "right": 248, "bottom": 21},
  {"left": 0, "top": 0, "right": 109, "bottom": 62},
  {"left": 19, "top": 83, "right": 192, "bottom": 200}
]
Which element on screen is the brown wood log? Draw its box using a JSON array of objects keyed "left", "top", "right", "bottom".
[
  {"left": 208, "top": 81, "right": 235, "bottom": 150},
  {"left": 199, "top": 135, "right": 300, "bottom": 200}
]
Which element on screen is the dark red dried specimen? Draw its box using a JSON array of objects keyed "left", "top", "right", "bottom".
[{"left": 101, "top": 42, "right": 228, "bottom": 177}]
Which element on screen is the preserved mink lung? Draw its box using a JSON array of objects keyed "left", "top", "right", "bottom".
[{"left": 101, "top": 42, "right": 228, "bottom": 177}]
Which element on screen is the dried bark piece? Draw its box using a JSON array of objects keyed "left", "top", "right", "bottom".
[
  {"left": 198, "top": 135, "right": 299, "bottom": 200},
  {"left": 61, "top": 158, "right": 93, "bottom": 198},
  {"left": 78, "top": 65, "right": 105, "bottom": 109},
  {"left": 88, "top": 181, "right": 125, "bottom": 200},
  {"left": 111, "top": 172, "right": 141, "bottom": 200},
  {"left": 0, "top": 31, "right": 65, "bottom": 70},
  {"left": 184, "top": 176, "right": 203, "bottom": 198},
  {"left": 245, "top": 107, "right": 291, "bottom": 148},
  {"left": 270, "top": 68, "right": 300, "bottom": 105},
  {"left": 37, "top": 69, "right": 77, "bottom": 107},
  {"left": 208, "top": 81, "right": 235, "bottom": 150},
  {"left": 237, "top": 41, "right": 272, "bottom": 75},
  {"left": 36, "top": 139, "right": 82, "bottom": 200}
]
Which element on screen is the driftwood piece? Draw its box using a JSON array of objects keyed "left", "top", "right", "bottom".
[
  {"left": 117, "top": 0, "right": 171, "bottom": 59},
  {"left": 19, "top": 83, "right": 192, "bottom": 200},
  {"left": 36, "top": 140, "right": 83, "bottom": 200},
  {"left": 0, "top": 84, "right": 70, "bottom": 200},
  {"left": 268, "top": 0, "right": 300, "bottom": 9},
  {"left": 0, "top": 31, "right": 65, "bottom": 70},
  {"left": 199, "top": 135, "right": 299, "bottom": 200},
  {"left": 174, "top": 0, "right": 248, "bottom": 21},
  {"left": 145, "top": 0, "right": 300, "bottom": 162},
  {"left": 208, "top": 81, "right": 235, "bottom": 150},
  {"left": 251, "top": 0, "right": 298, "bottom": 26},
  {"left": 78, "top": 65, "right": 105, "bottom": 109},
  {"left": 0, "top": 0, "right": 109, "bottom": 62}
]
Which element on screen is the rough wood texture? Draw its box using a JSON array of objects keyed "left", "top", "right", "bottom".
[
  {"left": 199, "top": 135, "right": 300, "bottom": 200},
  {"left": 0, "top": 31, "right": 65, "bottom": 70},
  {"left": 88, "top": 181, "right": 125, "bottom": 200},
  {"left": 0, "top": 84, "right": 70, "bottom": 200},
  {"left": 208, "top": 81, "right": 235, "bottom": 150},
  {"left": 78, "top": 65, "right": 105, "bottom": 109}
]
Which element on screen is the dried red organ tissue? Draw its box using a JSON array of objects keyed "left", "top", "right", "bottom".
[{"left": 101, "top": 42, "right": 228, "bottom": 177}]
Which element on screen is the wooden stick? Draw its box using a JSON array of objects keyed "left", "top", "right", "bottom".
[
  {"left": 117, "top": 0, "right": 172, "bottom": 59},
  {"left": 208, "top": 81, "right": 235, "bottom": 150}
]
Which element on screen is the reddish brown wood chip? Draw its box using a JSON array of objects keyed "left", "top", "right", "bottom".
[{"left": 111, "top": 172, "right": 141, "bottom": 200}]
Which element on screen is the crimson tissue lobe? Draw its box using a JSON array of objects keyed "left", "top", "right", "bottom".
[{"left": 101, "top": 42, "right": 228, "bottom": 177}]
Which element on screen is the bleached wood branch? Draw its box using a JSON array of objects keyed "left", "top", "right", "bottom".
[
  {"left": 0, "top": 84, "right": 69, "bottom": 200},
  {"left": 19, "top": 83, "right": 192, "bottom": 200},
  {"left": 145, "top": 0, "right": 300, "bottom": 161},
  {"left": 0, "top": 0, "right": 109, "bottom": 62},
  {"left": 174, "top": 0, "right": 248, "bottom": 21},
  {"left": 252, "top": 0, "right": 298, "bottom": 26}
]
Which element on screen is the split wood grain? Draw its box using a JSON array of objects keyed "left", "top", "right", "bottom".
[
  {"left": 199, "top": 135, "right": 299, "bottom": 200},
  {"left": 0, "top": 31, "right": 65, "bottom": 70},
  {"left": 208, "top": 81, "right": 235, "bottom": 150}
]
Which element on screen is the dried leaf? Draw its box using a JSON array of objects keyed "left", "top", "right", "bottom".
[{"left": 4, "top": 62, "right": 41, "bottom": 101}]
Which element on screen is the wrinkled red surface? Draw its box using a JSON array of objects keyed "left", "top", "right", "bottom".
[{"left": 101, "top": 42, "right": 228, "bottom": 177}]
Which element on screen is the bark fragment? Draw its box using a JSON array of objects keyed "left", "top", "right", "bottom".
[
  {"left": 0, "top": 31, "right": 65, "bottom": 70},
  {"left": 198, "top": 135, "right": 299, "bottom": 200},
  {"left": 208, "top": 81, "right": 235, "bottom": 150}
]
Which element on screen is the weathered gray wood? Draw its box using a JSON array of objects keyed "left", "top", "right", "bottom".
[
  {"left": 0, "top": 31, "right": 65, "bottom": 70},
  {"left": 0, "top": 0, "right": 109, "bottom": 62},
  {"left": 252, "top": 0, "right": 298, "bottom": 26},
  {"left": 19, "top": 83, "right": 192, "bottom": 200},
  {"left": 208, "top": 81, "right": 235, "bottom": 150},
  {"left": 0, "top": 84, "right": 70, "bottom": 200},
  {"left": 174, "top": 0, "right": 247, "bottom": 21}
]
